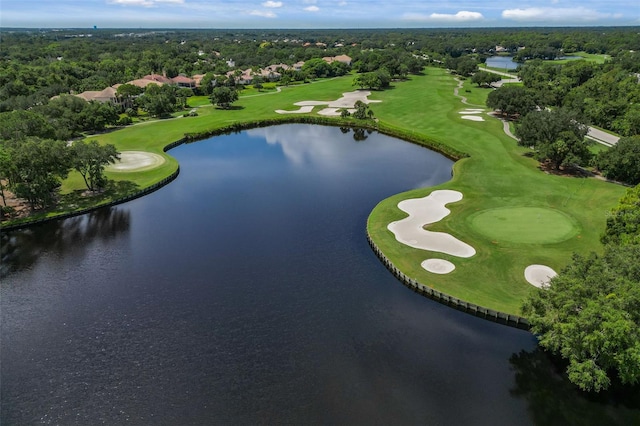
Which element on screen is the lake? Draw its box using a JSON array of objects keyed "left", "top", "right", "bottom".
[
  {"left": 2, "top": 124, "right": 637, "bottom": 425},
  {"left": 485, "top": 55, "right": 585, "bottom": 70}
]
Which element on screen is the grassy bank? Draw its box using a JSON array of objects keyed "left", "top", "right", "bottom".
[{"left": 368, "top": 68, "right": 625, "bottom": 314}]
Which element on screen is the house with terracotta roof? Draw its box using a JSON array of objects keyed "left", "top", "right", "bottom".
[
  {"left": 73, "top": 86, "right": 118, "bottom": 104},
  {"left": 143, "top": 74, "right": 173, "bottom": 84},
  {"left": 126, "top": 78, "right": 165, "bottom": 89},
  {"left": 192, "top": 74, "right": 206, "bottom": 87},
  {"left": 171, "top": 75, "right": 196, "bottom": 89},
  {"left": 322, "top": 55, "right": 352, "bottom": 66}
]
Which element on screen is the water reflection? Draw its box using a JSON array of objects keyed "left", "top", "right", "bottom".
[
  {"left": 247, "top": 125, "right": 399, "bottom": 167},
  {"left": 510, "top": 348, "right": 640, "bottom": 425},
  {"left": 0, "top": 207, "right": 130, "bottom": 277}
]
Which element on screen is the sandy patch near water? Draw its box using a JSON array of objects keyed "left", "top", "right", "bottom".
[
  {"left": 107, "top": 151, "right": 165, "bottom": 172},
  {"left": 388, "top": 190, "right": 476, "bottom": 258},
  {"left": 275, "top": 90, "right": 381, "bottom": 116}
]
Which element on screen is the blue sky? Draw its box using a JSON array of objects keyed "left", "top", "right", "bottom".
[{"left": 1, "top": 0, "right": 638, "bottom": 28}]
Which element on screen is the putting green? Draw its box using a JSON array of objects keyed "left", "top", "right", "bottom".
[{"left": 468, "top": 207, "right": 579, "bottom": 244}]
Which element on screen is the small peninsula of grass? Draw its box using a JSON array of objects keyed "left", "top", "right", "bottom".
[{"left": 4, "top": 68, "right": 625, "bottom": 317}]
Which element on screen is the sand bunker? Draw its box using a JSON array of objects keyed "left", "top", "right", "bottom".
[
  {"left": 318, "top": 107, "right": 356, "bottom": 116},
  {"left": 459, "top": 109, "right": 484, "bottom": 114},
  {"left": 461, "top": 115, "right": 485, "bottom": 122},
  {"left": 421, "top": 259, "right": 456, "bottom": 274},
  {"left": 107, "top": 151, "right": 165, "bottom": 172},
  {"left": 524, "top": 265, "right": 557, "bottom": 288},
  {"left": 276, "top": 90, "right": 381, "bottom": 116},
  {"left": 388, "top": 190, "right": 476, "bottom": 258},
  {"left": 275, "top": 105, "right": 315, "bottom": 114}
]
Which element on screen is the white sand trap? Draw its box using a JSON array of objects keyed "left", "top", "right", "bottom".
[
  {"left": 461, "top": 115, "right": 485, "bottom": 122},
  {"left": 422, "top": 259, "right": 456, "bottom": 274},
  {"left": 388, "top": 190, "right": 476, "bottom": 258},
  {"left": 276, "top": 90, "right": 381, "bottom": 115},
  {"left": 524, "top": 265, "right": 557, "bottom": 288},
  {"left": 459, "top": 109, "right": 484, "bottom": 114},
  {"left": 295, "top": 101, "right": 328, "bottom": 106},
  {"left": 318, "top": 107, "right": 356, "bottom": 116},
  {"left": 275, "top": 106, "right": 315, "bottom": 114},
  {"left": 107, "top": 151, "right": 165, "bottom": 172}
]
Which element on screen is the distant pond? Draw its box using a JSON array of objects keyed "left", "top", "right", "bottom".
[
  {"left": 486, "top": 55, "right": 585, "bottom": 70},
  {"left": 2, "top": 124, "right": 638, "bottom": 424}
]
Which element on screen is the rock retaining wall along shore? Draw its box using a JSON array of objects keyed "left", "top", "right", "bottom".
[{"left": 365, "top": 230, "right": 530, "bottom": 330}]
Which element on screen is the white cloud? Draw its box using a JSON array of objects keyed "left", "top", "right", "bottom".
[
  {"left": 403, "top": 11, "right": 484, "bottom": 22},
  {"left": 502, "top": 7, "right": 612, "bottom": 22},
  {"left": 304, "top": 5, "right": 320, "bottom": 12},
  {"left": 262, "top": 1, "right": 282, "bottom": 7},
  {"left": 249, "top": 9, "right": 277, "bottom": 17},
  {"left": 338, "top": 1, "right": 347, "bottom": 5},
  {"left": 109, "top": 0, "right": 184, "bottom": 6}
]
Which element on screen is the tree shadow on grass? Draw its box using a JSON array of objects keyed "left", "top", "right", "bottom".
[
  {"left": 509, "top": 348, "right": 640, "bottom": 426},
  {"left": 59, "top": 180, "right": 140, "bottom": 212},
  {"left": 215, "top": 105, "right": 245, "bottom": 111}
]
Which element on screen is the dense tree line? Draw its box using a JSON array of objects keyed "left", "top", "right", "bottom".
[
  {"left": 594, "top": 136, "right": 640, "bottom": 185},
  {"left": 515, "top": 53, "right": 640, "bottom": 136},
  {"left": 2, "top": 27, "right": 637, "bottom": 112},
  {"left": 523, "top": 185, "right": 640, "bottom": 392}
]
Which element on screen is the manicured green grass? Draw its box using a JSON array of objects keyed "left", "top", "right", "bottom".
[
  {"left": 555, "top": 51, "right": 610, "bottom": 64},
  {"left": 367, "top": 67, "right": 625, "bottom": 315},
  {"left": 187, "top": 96, "right": 211, "bottom": 107},
  {"left": 10, "top": 68, "right": 626, "bottom": 316},
  {"left": 589, "top": 142, "right": 610, "bottom": 155},
  {"left": 468, "top": 207, "right": 579, "bottom": 244},
  {"left": 458, "top": 79, "right": 491, "bottom": 107}
]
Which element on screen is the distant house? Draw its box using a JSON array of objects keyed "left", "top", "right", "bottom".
[
  {"left": 264, "top": 63, "right": 290, "bottom": 73},
  {"left": 171, "top": 75, "right": 196, "bottom": 89},
  {"left": 259, "top": 68, "right": 281, "bottom": 81},
  {"left": 192, "top": 74, "right": 206, "bottom": 87},
  {"left": 322, "top": 55, "right": 352, "bottom": 66},
  {"left": 227, "top": 69, "right": 253, "bottom": 85},
  {"left": 293, "top": 61, "right": 305, "bottom": 71},
  {"left": 126, "top": 78, "right": 165, "bottom": 89},
  {"left": 73, "top": 86, "right": 118, "bottom": 104},
  {"left": 143, "top": 74, "right": 173, "bottom": 84}
]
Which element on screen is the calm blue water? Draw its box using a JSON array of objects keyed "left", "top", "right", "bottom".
[
  {"left": 486, "top": 55, "right": 584, "bottom": 70},
  {"left": 2, "top": 125, "right": 637, "bottom": 425},
  {"left": 485, "top": 56, "right": 519, "bottom": 70}
]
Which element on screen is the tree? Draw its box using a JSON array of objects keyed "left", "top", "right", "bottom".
[
  {"left": 137, "top": 84, "right": 179, "bottom": 117},
  {"left": 471, "top": 71, "right": 502, "bottom": 87},
  {"left": 79, "top": 101, "right": 119, "bottom": 133},
  {"left": 199, "top": 72, "right": 217, "bottom": 95},
  {"left": 353, "top": 72, "right": 380, "bottom": 90},
  {"left": 0, "top": 145, "right": 12, "bottom": 207},
  {"left": 209, "top": 86, "right": 238, "bottom": 109},
  {"left": 486, "top": 85, "right": 537, "bottom": 117},
  {"left": 7, "top": 137, "right": 71, "bottom": 209},
  {"left": 71, "top": 140, "right": 120, "bottom": 192},
  {"left": 352, "top": 101, "right": 373, "bottom": 120},
  {"left": 0, "top": 110, "right": 56, "bottom": 141},
  {"left": 594, "top": 136, "right": 640, "bottom": 185},
  {"left": 524, "top": 185, "right": 640, "bottom": 392},
  {"left": 515, "top": 109, "right": 591, "bottom": 169},
  {"left": 601, "top": 184, "right": 640, "bottom": 246},
  {"left": 116, "top": 83, "right": 142, "bottom": 109}
]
